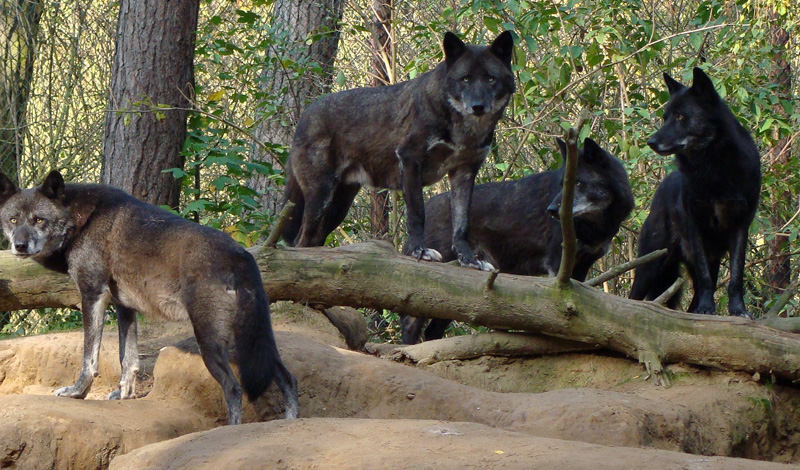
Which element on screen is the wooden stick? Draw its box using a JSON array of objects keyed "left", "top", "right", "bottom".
[
  {"left": 585, "top": 249, "right": 668, "bottom": 287},
  {"left": 263, "top": 201, "right": 295, "bottom": 248},
  {"left": 653, "top": 277, "right": 684, "bottom": 306},
  {"left": 556, "top": 108, "right": 590, "bottom": 286}
]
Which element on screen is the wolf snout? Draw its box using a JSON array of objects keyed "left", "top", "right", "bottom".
[
  {"left": 470, "top": 104, "right": 487, "bottom": 115},
  {"left": 13, "top": 242, "right": 28, "bottom": 254},
  {"left": 546, "top": 202, "right": 561, "bottom": 219}
]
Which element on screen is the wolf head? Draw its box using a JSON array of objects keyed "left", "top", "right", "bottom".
[
  {"left": 547, "top": 137, "right": 633, "bottom": 226},
  {"left": 0, "top": 170, "right": 74, "bottom": 259},
  {"left": 443, "top": 31, "right": 515, "bottom": 117},
  {"left": 647, "top": 67, "right": 723, "bottom": 156}
]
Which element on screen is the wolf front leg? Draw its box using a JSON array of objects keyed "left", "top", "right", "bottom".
[
  {"left": 449, "top": 165, "right": 493, "bottom": 271},
  {"left": 684, "top": 219, "right": 717, "bottom": 315},
  {"left": 398, "top": 147, "right": 441, "bottom": 263},
  {"left": 55, "top": 290, "right": 111, "bottom": 398},
  {"left": 727, "top": 227, "right": 754, "bottom": 319},
  {"left": 108, "top": 305, "right": 140, "bottom": 399}
]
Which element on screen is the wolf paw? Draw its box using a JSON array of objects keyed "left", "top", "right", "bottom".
[
  {"left": 460, "top": 259, "right": 495, "bottom": 272},
  {"left": 54, "top": 384, "right": 89, "bottom": 399},
  {"left": 410, "top": 247, "right": 443, "bottom": 263},
  {"left": 729, "top": 308, "right": 754, "bottom": 320}
]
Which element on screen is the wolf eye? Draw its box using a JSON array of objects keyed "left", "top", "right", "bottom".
[
  {"left": 462, "top": 76, "right": 471, "bottom": 83},
  {"left": 487, "top": 76, "right": 496, "bottom": 83},
  {"left": 676, "top": 114, "right": 685, "bottom": 121},
  {"left": 34, "top": 217, "right": 44, "bottom": 225},
  {"left": 9, "top": 217, "right": 17, "bottom": 224}
]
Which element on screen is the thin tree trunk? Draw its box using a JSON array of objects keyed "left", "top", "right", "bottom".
[
  {"left": 367, "top": 0, "right": 393, "bottom": 238},
  {"left": 100, "top": 0, "right": 198, "bottom": 208},
  {"left": 248, "top": 0, "right": 344, "bottom": 217},
  {"left": 0, "top": 0, "right": 43, "bottom": 183},
  {"left": 764, "top": 13, "right": 792, "bottom": 300}
]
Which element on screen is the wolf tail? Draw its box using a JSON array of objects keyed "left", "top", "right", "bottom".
[
  {"left": 280, "top": 165, "right": 304, "bottom": 246},
  {"left": 235, "top": 259, "right": 299, "bottom": 417}
]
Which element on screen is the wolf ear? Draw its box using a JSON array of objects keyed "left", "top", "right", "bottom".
[
  {"left": 582, "top": 137, "right": 608, "bottom": 166},
  {"left": 40, "top": 170, "right": 66, "bottom": 201},
  {"left": 556, "top": 138, "right": 568, "bottom": 161},
  {"left": 0, "top": 172, "right": 18, "bottom": 206},
  {"left": 490, "top": 31, "right": 514, "bottom": 68},
  {"left": 443, "top": 32, "right": 466, "bottom": 68},
  {"left": 690, "top": 66, "right": 717, "bottom": 98},
  {"left": 663, "top": 72, "right": 685, "bottom": 95}
]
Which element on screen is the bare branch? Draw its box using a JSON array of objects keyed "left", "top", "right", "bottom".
[
  {"left": 585, "top": 249, "right": 668, "bottom": 287},
  {"left": 556, "top": 108, "right": 590, "bottom": 286}
]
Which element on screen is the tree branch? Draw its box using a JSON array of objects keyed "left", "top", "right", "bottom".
[
  {"left": 556, "top": 108, "right": 590, "bottom": 286},
  {"left": 585, "top": 249, "right": 667, "bottom": 287},
  {"left": 264, "top": 201, "right": 295, "bottom": 247},
  {"left": 374, "top": 331, "right": 599, "bottom": 366}
]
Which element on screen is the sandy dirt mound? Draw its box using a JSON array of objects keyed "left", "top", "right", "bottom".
[
  {"left": 1, "top": 303, "right": 799, "bottom": 469},
  {"left": 109, "top": 418, "right": 796, "bottom": 470},
  {"left": 0, "top": 394, "right": 210, "bottom": 469},
  {"left": 0, "top": 331, "right": 122, "bottom": 398}
]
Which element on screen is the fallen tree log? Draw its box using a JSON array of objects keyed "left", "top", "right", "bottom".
[
  {"left": 2, "top": 242, "right": 800, "bottom": 382},
  {"left": 370, "top": 331, "right": 599, "bottom": 366}
]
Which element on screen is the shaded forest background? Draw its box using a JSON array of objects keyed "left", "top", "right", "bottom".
[{"left": 1, "top": 0, "right": 798, "bottom": 338}]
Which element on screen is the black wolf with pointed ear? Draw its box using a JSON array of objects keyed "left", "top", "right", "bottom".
[
  {"left": 631, "top": 67, "right": 761, "bottom": 319},
  {"left": 0, "top": 170, "right": 299, "bottom": 425},
  {"left": 402, "top": 137, "right": 633, "bottom": 344},
  {"left": 281, "top": 31, "right": 515, "bottom": 272}
]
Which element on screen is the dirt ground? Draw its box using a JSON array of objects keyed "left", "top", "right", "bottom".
[{"left": 1, "top": 302, "right": 799, "bottom": 469}]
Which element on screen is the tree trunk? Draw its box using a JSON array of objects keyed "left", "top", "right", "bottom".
[
  {"left": 0, "top": 0, "right": 43, "bottom": 183},
  {"left": 3, "top": 241, "right": 800, "bottom": 382},
  {"left": 248, "top": 0, "right": 344, "bottom": 217},
  {"left": 100, "top": 0, "right": 198, "bottom": 208},
  {"left": 367, "top": 0, "right": 392, "bottom": 238},
  {"left": 764, "top": 12, "right": 792, "bottom": 300}
]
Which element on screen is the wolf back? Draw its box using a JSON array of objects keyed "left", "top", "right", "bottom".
[
  {"left": 0, "top": 171, "right": 299, "bottom": 425},
  {"left": 402, "top": 137, "right": 634, "bottom": 344},
  {"left": 281, "top": 31, "right": 515, "bottom": 271},
  {"left": 629, "top": 67, "right": 761, "bottom": 318}
]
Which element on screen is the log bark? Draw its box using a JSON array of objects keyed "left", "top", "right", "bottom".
[
  {"left": 372, "top": 331, "right": 599, "bottom": 366},
  {"left": 2, "top": 242, "right": 800, "bottom": 382}
]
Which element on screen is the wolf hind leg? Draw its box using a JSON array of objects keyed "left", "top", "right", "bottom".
[
  {"left": 400, "top": 315, "right": 427, "bottom": 345},
  {"left": 108, "top": 305, "right": 140, "bottom": 400},
  {"left": 424, "top": 318, "right": 452, "bottom": 342},
  {"left": 196, "top": 335, "right": 243, "bottom": 425},
  {"left": 56, "top": 290, "right": 110, "bottom": 399},
  {"left": 272, "top": 357, "right": 299, "bottom": 419},
  {"left": 281, "top": 167, "right": 305, "bottom": 246},
  {"left": 321, "top": 183, "right": 361, "bottom": 239}
]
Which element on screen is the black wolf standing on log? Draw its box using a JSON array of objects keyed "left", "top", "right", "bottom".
[
  {"left": 0, "top": 171, "right": 299, "bottom": 425},
  {"left": 281, "top": 31, "right": 515, "bottom": 271},
  {"left": 402, "top": 138, "right": 634, "bottom": 344},
  {"left": 630, "top": 67, "right": 761, "bottom": 319}
]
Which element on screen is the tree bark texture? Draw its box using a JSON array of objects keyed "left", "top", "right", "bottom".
[
  {"left": 366, "top": 0, "right": 392, "bottom": 238},
  {"left": 764, "top": 14, "right": 793, "bottom": 296},
  {"left": 100, "top": 0, "right": 198, "bottom": 208},
  {"left": 0, "top": 0, "right": 43, "bottom": 183},
  {"left": 3, "top": 241, "right": 800, "bottom": 381},
  {"left": 248, "top": 0, "right": 344, "bottom": 216}
]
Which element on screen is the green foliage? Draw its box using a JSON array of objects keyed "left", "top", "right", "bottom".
[{"left": 5, "top": 0, "right": 798, "bottom": 337}]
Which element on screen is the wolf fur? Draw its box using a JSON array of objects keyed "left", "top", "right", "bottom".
[
  {"left": 281, "top": 31, "right": 515, "bottom": 271},
  {"left": 0, "top": 171, "right": 299, "bottom": 425},
  {"left": 629, "top": 67, "right": 761, "bottom": 319},
  {"left": 401, "top": 137, "right": 634, "bottom": 344}
]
